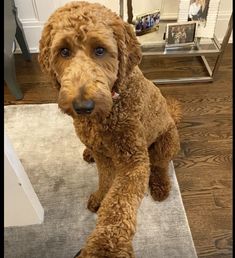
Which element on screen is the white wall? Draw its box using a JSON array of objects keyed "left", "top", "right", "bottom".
[
  {"left": 14, "top": 0, "right": 232, "bottom": 53},
  {"left": 214, "top": 0, "right": 233, "bottom": 41}
]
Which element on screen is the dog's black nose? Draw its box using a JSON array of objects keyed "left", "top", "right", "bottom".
[{"left": 72, "top": 99, "right": 95, "bottom": 114}]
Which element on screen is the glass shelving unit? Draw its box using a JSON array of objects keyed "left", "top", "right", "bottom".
[{"left": 119, "top": 1, "right": 233, "bottom": 84}]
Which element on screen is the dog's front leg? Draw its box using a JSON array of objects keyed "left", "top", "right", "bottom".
[
  {"left": 87, "top": 153, "right": 116, "bottom": 213},
  {"left": 78, "top": 142, "right": 150, "bottom": 258}
]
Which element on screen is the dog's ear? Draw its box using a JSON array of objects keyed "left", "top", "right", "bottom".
[
  {"left": 38, "top": 22, "right": 61, "bottom": 90},
  {"left": 123, "top": 23, "right": 142, "bottom": 71},
  {"left": 111, "top": 20, "right": 142, "bottom": 83}
]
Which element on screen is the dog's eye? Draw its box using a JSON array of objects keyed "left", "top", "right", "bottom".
[
  {"left": 94, "top": 47, "right": 105, "bottom": 56},
  {"left": 60, "top": 48, "right": 71, "bottom": 58}
]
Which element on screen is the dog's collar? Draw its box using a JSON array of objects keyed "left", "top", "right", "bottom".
[{"left": 112, "top": 91, "right": 120, "bottom": 100}]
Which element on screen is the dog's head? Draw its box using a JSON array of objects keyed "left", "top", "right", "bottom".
[{"left": 38, "top": 1, "right": 142, "bottom": 118}]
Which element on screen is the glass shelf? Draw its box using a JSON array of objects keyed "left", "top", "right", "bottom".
[{"left": 137, "top": 20, "right": 221, "bottom": 57}]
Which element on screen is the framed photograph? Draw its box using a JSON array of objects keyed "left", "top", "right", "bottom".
[
  {"left": 165, "top": 21, "right": 197, "bottom": 48},
  {"left": 134, "top": 10, "right": 160, "bottom": 36},
  {"left": 178, "top": 0, "right": 221, "bottom": 38}
]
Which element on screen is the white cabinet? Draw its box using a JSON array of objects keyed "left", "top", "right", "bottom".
[{"left": 4, "top": 133, "right": 44, "bottom": 227}]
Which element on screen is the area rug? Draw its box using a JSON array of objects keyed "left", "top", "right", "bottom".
[{"left": 4, "top": 104, "right": 197, "bottom": 258}]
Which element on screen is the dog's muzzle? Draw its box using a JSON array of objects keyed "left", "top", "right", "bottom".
[{"left": 72, "top": 99, "right": 95, "bottom": 115}]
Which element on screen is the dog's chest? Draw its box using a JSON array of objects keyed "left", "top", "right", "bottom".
[{"left": 73, "top": 119, "right": 108, "bottom": 153}]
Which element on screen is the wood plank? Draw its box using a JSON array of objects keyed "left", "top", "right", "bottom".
[
  {"left": 179, "top": 140, "right": 232, "bottom": 157},
  {"left": 178, "top": 115, "right": 232, "bottom": 141},
  {"left": 213, "top": 189, "right": 232, "bottom": 209}
]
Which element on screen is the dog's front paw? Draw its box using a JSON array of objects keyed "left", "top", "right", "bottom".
[
  {"left": 149, "top": 174, "right": 171, "bottom": 202},
  {"left": 87, "top": 192, "right": 101, "bottom": 213},
  {"left": 83, "top": 148, "right": 95, "bottom": 163}
]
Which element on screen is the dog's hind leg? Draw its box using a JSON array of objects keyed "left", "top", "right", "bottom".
[{"left": 148, "top": 126, "right": 180, "bottom": 201}]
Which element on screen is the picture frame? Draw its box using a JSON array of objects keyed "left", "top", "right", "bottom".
[
  {"left": 165, "top": 21, "right": 197, "bottom": 48},
  {"left": 134, "top": 10, "right": 160, "bottom": 36},
  {"left": 177, "top": 0, "right": 221, "bottom": 38}
]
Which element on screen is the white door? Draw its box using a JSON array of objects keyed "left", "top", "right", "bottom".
[{"left": 4, "top": 132, "right": 44, "bottom": 227}]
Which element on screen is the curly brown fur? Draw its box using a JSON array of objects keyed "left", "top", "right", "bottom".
[
  {"left": 166, "top": 97, "right": 182, "bottom": 125},
  {"left": 38, "top": 1, "right": 181, "bottom": 257},
  {"left": 83, "top": 148, "right": 95, "bottom": 163}
]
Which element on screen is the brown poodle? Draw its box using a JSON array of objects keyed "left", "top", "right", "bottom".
[{"left": 38, "top": 1, "right": 181, "bottom": 257}]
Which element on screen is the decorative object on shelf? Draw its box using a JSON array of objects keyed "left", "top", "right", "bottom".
[
  {"left": 134, "top": 10, "right": 160, "bottom": 36},
  {"left": 165, "top": 21, "right": 197, "bottom": 48},
  {"left": 178, "top": 0, "right": 221, "bottom": 38}
]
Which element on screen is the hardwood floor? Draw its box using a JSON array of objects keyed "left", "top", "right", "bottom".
[{"left": 4, "top": 44, "right": 232, "bottom": 258}]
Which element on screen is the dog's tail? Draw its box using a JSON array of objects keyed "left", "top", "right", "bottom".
[{"left": 166, "top": 97, "right": 182, "bottom": 126}]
